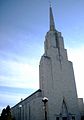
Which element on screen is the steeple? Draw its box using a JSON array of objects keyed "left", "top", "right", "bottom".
[
  {"left": 44, "top": 4, "right": 65, "bottom": 57},
  {"left": 50, "top": 5, "right": 55, "bottom": 31}
]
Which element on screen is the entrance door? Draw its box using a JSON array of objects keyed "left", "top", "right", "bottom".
[{"left": 62, "top": 117, "right": 67, "bottom": 120}]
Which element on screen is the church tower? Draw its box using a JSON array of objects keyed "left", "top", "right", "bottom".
[
  {"left": 11, "top": 4, "right": 84, "bottom": 120},
  {"left": 39, "top": 6, "right": 81, "bottom": 120}
]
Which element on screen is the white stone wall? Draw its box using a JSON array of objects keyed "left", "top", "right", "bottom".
[
  {"left": 11, "top": 90, "right": 44, "bottom": 120},
  {"left": 39, "top": 30, "right": 81, "bottom": 120},
  {"left": 78, "top": 98, "right": 84, "bottom": 116}
]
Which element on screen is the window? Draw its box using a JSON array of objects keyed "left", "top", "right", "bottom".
[
  {"left": 62, "top": 117, "right": 67, "bottom": 120},
  {"left": 72, "top": 116, "right": 75, "bottom": 120},
  {"left": 56, "top": 117, "right": 59, "bottom": 120}
]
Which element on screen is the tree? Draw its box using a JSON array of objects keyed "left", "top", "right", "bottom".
[
  {"left": 0, "top": 105, "right": 15, "bottom": 120},
  {"left": 0, "top": 108, "right": 6, "bottom": 120}
]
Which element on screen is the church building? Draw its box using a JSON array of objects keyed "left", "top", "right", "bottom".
[{"left": 11, "top": 6, "right": 84, "bottom": 120}]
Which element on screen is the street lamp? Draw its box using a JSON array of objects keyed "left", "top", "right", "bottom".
[
  {"left": 19, "top": 104, "right": 22, "bottom": 120},
  {"left": 42, "top": 97, "right": 48, "bottom": 120}
]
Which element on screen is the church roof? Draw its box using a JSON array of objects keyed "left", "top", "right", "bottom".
[{"left": 11, "top": 89, "right": 42, "bottom": 109}]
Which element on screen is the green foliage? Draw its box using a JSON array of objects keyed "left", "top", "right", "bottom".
[{"left": 0, "top": 105, "right": 15, "bottom": 120}]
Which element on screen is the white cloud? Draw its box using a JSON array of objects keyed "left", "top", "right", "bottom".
[
  {"left": 0, "top": 59, "right": 39, "bottom": 89},
  {"left": 0, "top": 93, "right": 29, "bottom": 114},
  {"left": 67, "top": 46, "right": 84, "bottom": 99}
]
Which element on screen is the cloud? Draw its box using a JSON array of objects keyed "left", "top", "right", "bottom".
[
  {"left": 0, "top": 56, "right": 39, "bottom": 89},
  {"left": 0, "top": 92, "right": 29, "bottom": 114},
  {"left": 67, "top": 45, "right": 84, "bottom": 99},
  {"left": 0, "top": 87, "right": 35, "bottom": 105}
]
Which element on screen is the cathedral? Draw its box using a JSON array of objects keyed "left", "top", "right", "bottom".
[{"left": 11, "top": 6, "right": 84, "bottom": 120}]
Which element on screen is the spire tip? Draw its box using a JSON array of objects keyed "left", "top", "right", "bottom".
[
  {"left": 49, "top": 0, "right": 51, "bottom": 7},
  {"left": 49, "top": 3, "right": 55, "bottom": 31}
]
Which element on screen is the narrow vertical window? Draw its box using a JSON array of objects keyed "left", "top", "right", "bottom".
[
  {"left": 72, "top": 116, "right": 75, "bottom": 120},
  {"left": 56, "top": 117, "right": 59, "bottom": 120}
]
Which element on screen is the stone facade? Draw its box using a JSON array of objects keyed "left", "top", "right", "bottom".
[
  {"left": 11, "top": 6, "right": 84, "bottom": 120},
  {"left": 11, "top": 90, "right": 44, "bottom": 120},
  {"left": 78, "top": 98, "right": 84, "bottom": 117}
]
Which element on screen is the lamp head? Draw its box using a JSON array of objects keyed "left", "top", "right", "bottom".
[
  {"left": 42, "top": 97, "right": 48, "bottom": 103},
  {"left": 19, "top": 105, "right": 22, "bottom": 108}
]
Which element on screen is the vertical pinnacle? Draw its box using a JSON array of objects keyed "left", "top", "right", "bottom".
[{"left": 50, "top": 5, "right": 55, "bottom": 31}]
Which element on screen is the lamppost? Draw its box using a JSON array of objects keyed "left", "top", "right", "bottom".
[
  {"left": 19, "top": 104, "right": 22, "bottom": 120},
  {"left": 42, "top": 97, "right": 48, "bottom": 120}
]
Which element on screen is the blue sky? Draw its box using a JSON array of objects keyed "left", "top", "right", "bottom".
[{"left": 0, "top": 0, "right": 84, "bottom": 113}]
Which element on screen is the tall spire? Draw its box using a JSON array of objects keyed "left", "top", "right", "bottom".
[{"left": 50, "top": 5, "right": 55, "bottom": 31}]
